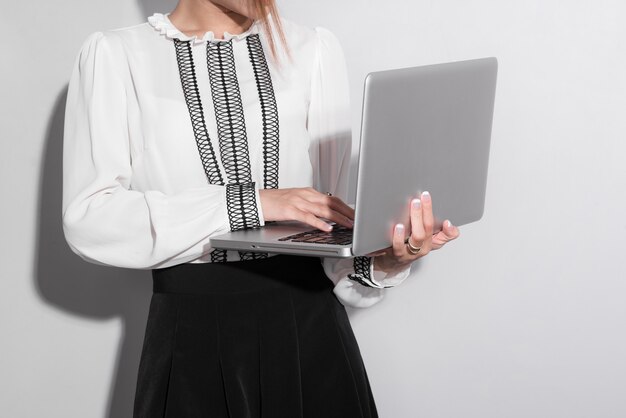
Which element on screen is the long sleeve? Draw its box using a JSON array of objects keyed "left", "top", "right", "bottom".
[
  {"left": 62, "top": 32, "right": 257, "bottom": 269},
  {"left": 307, "top": 28, "right": 411, "bottom": 308}
]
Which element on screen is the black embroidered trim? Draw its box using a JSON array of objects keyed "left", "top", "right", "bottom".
[
  {"left": 226, "top": 183, "right": 265, "bottom": 260},
  {"left": 246, "top": 34, "right": 280, "bottom": 190},
  {"left": 225, "top": 183, "right": 262, "bottom": 231},
  {"left": 207, "top": 41, "right": 253, "bottom": 184},
  {"left": 173, "top": 39, "right": 228, "bottom": 262},
  {"left": 173, "top": 39, "right": 224, "bottom": 186},
  {"left": 173, "top": 39, "right": 279, "bottom": 262},
  {"left": 207, "top": 40, "right": 266, "bottom": 260},
  {"left": 348, "top": 256, "right": 387, "bottom": 289},
  {"left": 239, "top": 249, "right": 269, "bottom": 261},
  {"left": 210, "top": 249, "right": 228, "bottom": 263}
]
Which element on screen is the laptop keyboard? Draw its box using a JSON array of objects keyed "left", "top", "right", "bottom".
[{"left": 277, "top": 225, "right": 353, "bottom": 245}]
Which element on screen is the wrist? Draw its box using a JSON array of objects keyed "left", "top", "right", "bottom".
[{"left": 373, "top": 253, "right": 409, "bottom": 276}]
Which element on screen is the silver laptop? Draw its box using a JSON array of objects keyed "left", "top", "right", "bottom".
[{"left": 210, "top": 57, "right": 498, "bottom": 257}]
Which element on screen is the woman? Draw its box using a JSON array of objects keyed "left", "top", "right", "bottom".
[{"left": 63, "top": 0, "right": 460, "bottom": 416}]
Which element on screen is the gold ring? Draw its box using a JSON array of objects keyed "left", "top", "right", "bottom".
[{"left": 406, "top": 238, "right": 421, "bottom": 255}]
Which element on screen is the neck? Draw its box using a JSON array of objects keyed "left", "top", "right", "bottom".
[{"left": 168, "top": 0, "right": 253, "bottom": 39}]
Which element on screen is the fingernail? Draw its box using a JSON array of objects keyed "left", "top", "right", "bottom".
[
  {"left": 395, "top": 223, "right": 404, "bottom": 233},
  {"left": 325, "top": 224, "right": 333, "bottom": 231},
  {"left": 421, "top": 191, "right": 431, "bottom": 202},
  {"left": 412, "top": 199, "right": 421, "bottom": 209},
  {"left": 446, "top": 220, "right": 453, "bottom": 228}
]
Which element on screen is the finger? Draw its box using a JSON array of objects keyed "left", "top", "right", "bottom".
[
  {"left": 291, "top": 195, "right": 352, "bottom": 229},
  {"left": 306, "top": 202, "right": 354, "bottom": 229},
  {"left": 330, "top": 212, "right": 355, "bottom": 229},
  {"left": 325, "top": 211, "right": 354, "bottom": 229},
  {"left": 291, "top": 207, "right": 333, "bottom": 232},
  {"left": 431, "top": 233, "right": 448, "bottom": 249},
  {"left": 319, "top": 201, "right": 355, "bottom": 228},
  {"left": 392, "top": 223, "right": 407, "bottom": 258},
  {"left": 409, "top": 198, "right": 425, "bottom": 244},
  {"left": 421, "top": 191, "right": 434, "bottom": 237},
  {"left": 442, "top": 219, "right": 460, "bottom": 240},
  {"left": 431, "top": 220, "right": 460, "bottom": 249},
  {"left": 306, "top": 190, "right": 355, "bottom": 221},
  {"left": 328, "top": 196, "right": 356, "bottom": 220}
]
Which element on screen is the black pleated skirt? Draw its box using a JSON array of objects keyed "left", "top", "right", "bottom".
[{"left": 133, "top": 255, "right": 378, "bottom": 418}]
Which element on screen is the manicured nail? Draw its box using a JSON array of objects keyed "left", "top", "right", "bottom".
[
  {"left": 446, "top": 220, "right": 453, "bottom": 228},
  {"left": 421, "top": 191, "right": 431, "bottom": 202},
  {"left": 325, "top": 224, "right": 333, "bottom": 231},
  {"left": 412, "top": 199, "right": 421, "bottom": 209},
  {"left": 395, "top": 223, "right": 404, "bottom": 233}
]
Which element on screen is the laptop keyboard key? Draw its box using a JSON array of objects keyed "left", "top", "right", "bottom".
[{"left": 278, "top": 226, "right": 353, "bottom": 245}]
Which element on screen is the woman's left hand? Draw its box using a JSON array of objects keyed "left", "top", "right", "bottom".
[{"left": 373, "top": 191, "right": 460, "bottom": 275}]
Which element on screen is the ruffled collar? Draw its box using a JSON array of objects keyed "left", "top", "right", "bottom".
[{"left": 148, "top": 13, "right": 260, "bottom": 44}]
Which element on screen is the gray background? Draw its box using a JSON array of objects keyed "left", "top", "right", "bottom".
[{"left": 2, "top": 0, "right": 625, "bottom": 417}]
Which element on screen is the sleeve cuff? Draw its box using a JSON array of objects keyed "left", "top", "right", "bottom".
[
  {"left": 225, "top": 182, "right": 264, "bottom": 231},
  {"left": 346, "top": 256, "right": 411, "bottom": 289},
  {"left": 322, "top": 256, "right": 411, "bottom": 308},
  {"left": 371, "top": 261, "right": 411, "bottom": 288}
]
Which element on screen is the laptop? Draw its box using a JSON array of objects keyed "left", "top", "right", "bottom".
[{"left": 210, "top": 57, "right": 498, "bottom": 257}]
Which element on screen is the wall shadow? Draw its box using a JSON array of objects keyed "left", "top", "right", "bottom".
[
  {"left": 136, "top": 0, "right": 177, "bottom": 18},
  {"left": 35, "top": 86, "right": 152, "bottom": 418}
]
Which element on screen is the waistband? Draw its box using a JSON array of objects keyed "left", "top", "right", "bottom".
[{"left": 152, "top": 255, "right": 331, "bottom": 295}]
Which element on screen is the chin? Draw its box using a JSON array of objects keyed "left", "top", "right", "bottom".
[{"left": 213, "top": 0, "right": 260, "bottom": 20}]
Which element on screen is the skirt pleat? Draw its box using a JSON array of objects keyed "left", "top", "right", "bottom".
[
  {"left": 257, "top": 288, "right": 303, "bottom": 416},
  {"left": 133, "top": 255, "right": 378, "bottom": 418}
]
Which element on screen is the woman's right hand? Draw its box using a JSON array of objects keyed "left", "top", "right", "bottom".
[{"left": 259, "top": 188, "right": 355, "bottom": 232}]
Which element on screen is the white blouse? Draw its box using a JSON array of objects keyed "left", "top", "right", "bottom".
[{"left": 62, "top": 13, "right": 410, "bottom": 308}]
